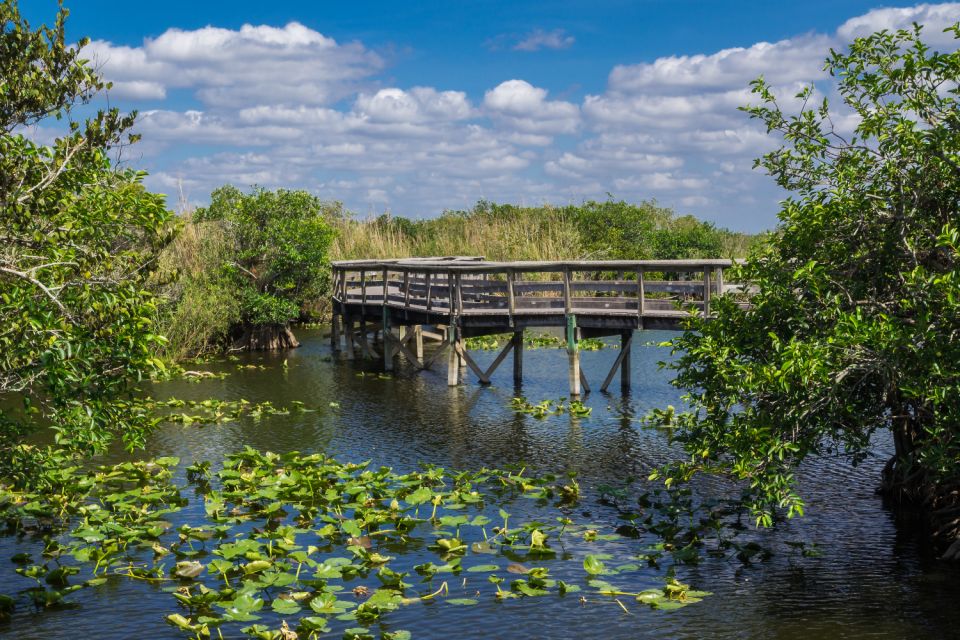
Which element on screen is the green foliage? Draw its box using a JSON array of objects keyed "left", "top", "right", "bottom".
[
  {"left": 0, "top": 0, "right": 172, "bottom": 474},
  {"left": 661, "top": 24, "right": 960, "bottom": 526},
  {"left": 194, "top": 185, "right": 336, "bottom": 327}
]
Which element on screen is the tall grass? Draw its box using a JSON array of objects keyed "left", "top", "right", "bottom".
[
  {"left": 152, "top": 217, "right": 240, "bottom": 360},
  {"left": 331, "top": 206, "right": 583, "bottom": 262},
  {"left": 330, "top": 200, "right": 758, "bottom": 263}
]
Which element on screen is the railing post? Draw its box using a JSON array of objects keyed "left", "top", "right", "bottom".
[
  {"left": 563, "top": 267, "right": 572, "bottom": 314},
  {"left": 703, "top": 267, "right": 712, "bottom": 317},
  {"left": 637, "top": 268, "right": 645, "bottom": 329},
  {"left": 360, "top": 270, "right": 367, "bottom": 315},
  {"left": 455, "top": 272, "right": 464, "bottom": 315},
  {"left": 382, "top": 267, "right": 388, "bottom": 304},
  {"left": 425, "top": 272, "right": 432, "bottom": 311},
  {"left": 507, "top": 269, "right": 516, "bottom": 326}
]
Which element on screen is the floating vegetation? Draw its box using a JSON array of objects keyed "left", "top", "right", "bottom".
[
  {"left": 464, "top": 332, "right": 610, "bottom": 351},
  {"left": 510, "top": 397, "right": 593, "bottom": 419},
  {"left": 144, "top": 398, "right": 315, "bottom": 426},
  {"left": 0, "top": 449, "right": 710, "bottom": 639}
]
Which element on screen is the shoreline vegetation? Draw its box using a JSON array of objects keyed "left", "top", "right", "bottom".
[{"left": 155, "top": 198, "right": 761, "bottom": 360}]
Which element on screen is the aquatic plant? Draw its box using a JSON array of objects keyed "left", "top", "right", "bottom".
[{"left": 0, "top": 449, "right": 710, "bottom": 638}]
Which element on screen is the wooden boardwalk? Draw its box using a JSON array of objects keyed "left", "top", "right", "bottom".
[{"left": 330, "top": 257, "right": 742, "bottom": 395}]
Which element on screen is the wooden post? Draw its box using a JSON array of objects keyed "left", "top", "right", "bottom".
[
  {"left": 344, "top": 316, "right": 355, "bottom": 360},
  {"left": 382, "top": 305, "right": 392, "bottom": 371},
  {"left": 620, "top": 330, "right": 632, "bottom": 391},
  {"left": 512, "top": 330, "right": 523, "bottom": 385},
  {"left": 563, "top": 268, "right": 572, "bottom": 314},
  {"left": 566, "top": 314, "right": 580, "bottom": 396},
  {"left": 507, "top": 269, "right": 516, "bottom": 326},
  {"left": 425, "top": 272, "right": 432, "bottom": 311},
  {"left": 414, "top": 325, "right": 424, "bottom": 361},
  {"left": 703, "top": 267, "right": 712, "bottom": 317},
  {"left": 330, "top": 311, "right": 341, "bottom": 352},
  {"left": 637, "top": 268, "right": 645, "bottom": 330},
  {"left": 717, "top": 265, "right": 724, "bottom": 296},
  {"left": 447, "top": 325, "right": 460, "bottom": 386},
  {"left": 360, "top": 270, "right": 367, "bottom": 314}
]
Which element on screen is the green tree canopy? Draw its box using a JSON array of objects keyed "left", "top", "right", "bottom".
[
  {"left": 0, "top": 1, "right": 173, "bottom": 479},
  {"left": 193, "top": 185, "right": 335, "bottom": 349},
  {"left": 661, "top": 24, "right": 960, "bottom": 547}
]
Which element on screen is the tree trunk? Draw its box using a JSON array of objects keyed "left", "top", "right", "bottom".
[
  {"left": 879, "top": 414, "right": 960, "bottom": 557},
  {"left": 232, "top": 324, "right": 300, "bottom": 351}
]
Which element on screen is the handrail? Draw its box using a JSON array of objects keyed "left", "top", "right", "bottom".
[
  {"left": 332, "top": 258, "right": 737, "bottom": 273},
  {"left": 332, "top": 258, "right": 748, "bottom": 321}
]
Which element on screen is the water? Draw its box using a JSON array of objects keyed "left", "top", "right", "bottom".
[{"left": 2, "top": 329, "right": 958, "bottom": 639}]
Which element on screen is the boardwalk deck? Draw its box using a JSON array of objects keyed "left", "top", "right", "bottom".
[{"left": 330, "top": 257, "right": 745, "bottom": 395}]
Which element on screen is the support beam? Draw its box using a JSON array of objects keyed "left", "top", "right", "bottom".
[
  {"left": 455, "top": 339, "right": 515, "bottom": 385},
  {"left": 357, "top": 319, "right": 379, "bottom": 359},
  {"left": 601, "top": 332, "right": 633, "bottom": 392},
  {"left": 566, "top": 314, "right": 580, "bottom": 396},
  {"left": 512, "top": 330, "right": 523, "bottom": 385}
]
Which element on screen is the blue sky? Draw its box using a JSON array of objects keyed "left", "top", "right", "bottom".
[{"left": 22, "top": 1, "right": 960, "bottom": 231}]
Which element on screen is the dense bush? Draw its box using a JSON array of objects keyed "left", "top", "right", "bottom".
[
  {"left": 660, "top": 24, "right": 960, "bottom": 549},
  {"left": 0, "top": 0, "right": 172, "bottom": 476}
]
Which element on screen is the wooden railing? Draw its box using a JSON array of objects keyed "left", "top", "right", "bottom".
[{"left": 332, "top": 257, "right": 743, "bottom": 319}]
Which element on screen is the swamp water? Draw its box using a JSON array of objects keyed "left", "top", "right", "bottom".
[{"left": 1, "top": 329, "right": 958, "bottom": 639}]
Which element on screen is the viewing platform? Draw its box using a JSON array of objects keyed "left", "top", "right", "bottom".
[{"left": 329, "top": 257, "right": 744, "bottom": 395}]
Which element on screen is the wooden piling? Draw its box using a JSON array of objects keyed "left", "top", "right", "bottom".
[
  {"left": 344, "top": 317, "right": 355, "bottom": 360},
  {"left": 330, "top": 311, "right": 341, "bottom": 352},
  {"left": 512, "top": 330, "right": 523, "bottom": 385},
  {"left": 414, "top": 325, "right": 424, "bottom": 361},
  {"left": 566, "top": 314, "right": 580, "bottom": 396},
  {"left": 382, "top": 305, "right": 393, "bottom": 371},
  {"left": 447, "top": 325, "right": 460, "bottom": 386},
  {"left": 620, "top": 330, "right": 632, "bottom": 391}
]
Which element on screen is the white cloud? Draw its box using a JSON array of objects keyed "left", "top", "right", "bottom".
[
  {"left": 484, "top": 80, "right": 580, "bottom": 135},
  {"left": 355, "top": 87, "right": 473, "bottom": 124},
  {"left": 606, "top": 35, "right": 832, "bottom": 93},
  {"left": 837, "top": 3, "right": 960, "bottom": 44},
  {"left": 73, "top": 4, "right": 960, "bottom": 232},
  {"left": 86, "top": 22, "right": 383, "bottom": 107},
  {"left": 513, "top": 28, "right": 575, "bottom": 52}
]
